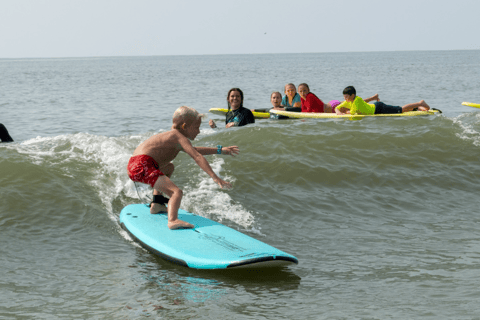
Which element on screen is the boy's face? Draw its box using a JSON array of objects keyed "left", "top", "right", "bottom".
[
  {"left": 344, "top": 94, "right": 355, "bottom": 102},
  {"left": 184, "top": 119, "right": 201, "bottom": 140}
]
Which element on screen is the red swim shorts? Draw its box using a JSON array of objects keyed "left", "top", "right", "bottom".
[{"left": 127, "top": 155, "right": 164, "bottom": 188}]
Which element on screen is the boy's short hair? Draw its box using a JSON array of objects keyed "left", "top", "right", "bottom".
[
  {"left": 172, "top": 106, "right": 201, "bottom": 129},
  {"left": 284, "top": 83, "right": 296, "bottom": 91},
  {"left": 343, "top": 86, "right": 356, "bottom": 96}
]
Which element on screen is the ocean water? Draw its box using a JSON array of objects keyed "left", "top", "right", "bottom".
[{"left": 1, "top": 50, "right": 480, "bottom": 319}]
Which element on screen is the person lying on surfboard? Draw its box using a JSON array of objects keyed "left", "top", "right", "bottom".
[
  {"left": 297, "top": 83, "right": 333, "bottom": 113},
  {"left": 127, "top": 106, "right": 239, "bottom": 230},
  {"left": 281, "top": 83, "right": 302, "bottom": 109},
  {"left": 270, "top": 83, "right": 356, "bottom": 114},
  {"left": 267, "top": 91, "right": 291, "bottom": 119},
  {"left": 252, "top": 91, "right": 291, "bottom": 115},
  {"left": 335, "top": 86, "right": 430, "bottom": 115}
]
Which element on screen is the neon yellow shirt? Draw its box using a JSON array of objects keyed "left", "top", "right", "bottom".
[{"left": 337, "top": 96, "right": 375, "bottom": 115}]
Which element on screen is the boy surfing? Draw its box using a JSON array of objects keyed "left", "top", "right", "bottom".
[{"left": 127, "top": 106, "right": 239, "bottom": 230}]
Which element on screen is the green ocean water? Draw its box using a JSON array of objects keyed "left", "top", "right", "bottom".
[{"left": 1, "top": 51, "right": 480, "bottom": 319}]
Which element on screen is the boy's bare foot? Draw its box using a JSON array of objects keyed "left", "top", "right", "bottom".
[
  {"left": 418, "top": 100, "right": 430, "bottom": 111},
  {"left": 168, "top": 219, "right": 194, "bottom": 230},
  {"left": 150, "top": 203, "right": 167, "bottom": 214},
  {"left": 373, "top": 93, "right": 380, "bottom": 101}
]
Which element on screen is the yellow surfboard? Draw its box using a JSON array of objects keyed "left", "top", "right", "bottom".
[
  {"left": 462, "top": 102, "right": 480, "bottom": 109},
  {"left": 209, "top": 108, "right": 270, "bottom": 119},
  {"left": 269, "top": 109, "right": 441, "bottom": 119}
]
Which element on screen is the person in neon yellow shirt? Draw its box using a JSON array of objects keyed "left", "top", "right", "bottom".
[{"left": 335, "top": 86, "right": 431, "bottom": 115}]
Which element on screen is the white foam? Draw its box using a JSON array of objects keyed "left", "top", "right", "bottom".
[
  {"left": 16, "top": 132, "right": 151, "bottom": 221},
  {"left": 452, "top": 113, "right": 480, "bottom": 146},
  {"left": 181, "top": 158, "right": 259, "bottom": 232},
  {"left": 14, "top": 130, "right": 259, "bottom": 232}
]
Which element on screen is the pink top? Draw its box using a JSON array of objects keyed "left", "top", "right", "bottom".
[{"left": 329, "top": 100, "right": 341, "bottom": 109}]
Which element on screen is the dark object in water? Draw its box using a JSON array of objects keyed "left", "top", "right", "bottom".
[{"left": 0, "top": 123, "right": 14, "bottom": 142}]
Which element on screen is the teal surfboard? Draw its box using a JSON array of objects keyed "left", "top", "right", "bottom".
[{"left": 120, "top": 204, "right": 298, "bottom": 269}]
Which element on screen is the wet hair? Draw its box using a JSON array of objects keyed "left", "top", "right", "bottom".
[
  {"left": 298, "top": 83, "right": 310, "bottom": 91},
  {"left": 284, "top": 83, "right": 296, "bottom": 92},
  {"left": 226, "top": 88, "right": 244, "bottom": 110},
  {"left": 271, "top": 91, "right": 282, "bottom": 99},
  {"left": 343, "top": 86, "right": 356, "bottom": 96},
  {"left": 172, "top": 106, "right": 201, "bottom": 129}
]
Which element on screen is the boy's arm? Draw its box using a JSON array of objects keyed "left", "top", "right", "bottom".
[
  {"left": 195, "top": 146, "right": 239, "bottom": 156},
  {"left": 335, "top": 101, "right": 351, "bottom": 114},
  {"left": 337, "top": 108, "right": 351, "bottom": 114},
  {"left": 177, "top": 134, "right": 232, "bottom": 188}
]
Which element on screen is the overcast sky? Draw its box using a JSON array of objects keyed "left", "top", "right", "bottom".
[{"left": 1, "top": 0, "right": 478, "bottom": 58}]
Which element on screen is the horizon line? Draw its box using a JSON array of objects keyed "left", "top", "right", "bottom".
[{"left": 0, "top": 48, "right": 478, "bottom": 61}]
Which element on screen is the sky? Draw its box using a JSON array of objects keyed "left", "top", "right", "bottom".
[{"left": 0, "top": 0, "right": 479, "bottom": 58}]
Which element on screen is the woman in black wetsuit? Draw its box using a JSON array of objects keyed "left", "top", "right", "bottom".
[{"left": 209, "top": 88, "right": 255, "bottom": 129}]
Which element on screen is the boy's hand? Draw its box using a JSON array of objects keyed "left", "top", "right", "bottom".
[
  {"left": 222, "top": 146, "right": 239, "bottom": 157},
  {"left": 209, "top": 120, "right": 217, "bottom": 128},
  {"left": 215, "top": 178, "right": 232, "bottom": 189}
]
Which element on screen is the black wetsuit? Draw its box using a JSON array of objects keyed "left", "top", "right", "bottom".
[
  {"left": 225, "top": 107, "right": 255, "bottom": 127},
  {"left": 270, "top": 106, "right": 301, "bottom": 120},
  {"left": 0, "top": 124, "right": 14, "bottom": 142}
]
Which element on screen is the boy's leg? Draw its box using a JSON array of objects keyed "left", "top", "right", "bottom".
[
  {"left": 364, "top": 94, "right": 380, "bottom": 103},
  {"left": 153, "top": 175, "right": 194, "bottom": 230},
  {"left": 151, "top": 163, "right": 174, "bottom": 214},
  {"left": 401, "top": 100, "right": 430, "bottom": 112},
  {"left": 417, "top": 100, "right": 430, "bottom": 111}
]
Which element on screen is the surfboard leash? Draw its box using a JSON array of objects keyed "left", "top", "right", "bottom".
[
  {"left": 133, "top": 181, "right": 152, "bottom": 208},
  {"left": 133, "top": 182, "right": 169, "bottom": 208}
]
